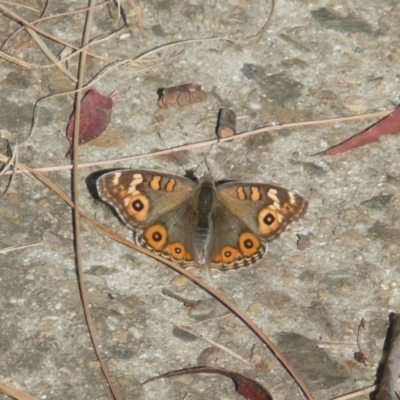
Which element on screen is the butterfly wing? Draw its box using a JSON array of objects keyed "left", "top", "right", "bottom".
[
  {"left": 209, "top": 181, "right": 307, "bottom": 269},
  {"left": 97, "top": 170, "right": 200, "bottom": 264},
  {"left": 96, "top": 170, "right": 196, "bottom": 228}
]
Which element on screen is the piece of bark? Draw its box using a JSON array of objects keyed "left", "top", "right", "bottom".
[
  {"left": 157, "top": 84, "right": 207, "bottom": 108},
  {"left": 217, "top": 108, "right": 237, "bottom": 138}
]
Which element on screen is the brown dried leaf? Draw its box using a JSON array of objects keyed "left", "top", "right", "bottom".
[
  {"left": 143, "top": 366, "right": 273, "bottom": 400},
  {"left": 316, "top": 105, "right": 400, "bottom": 156},
  {"left": 157, "top": 84, "right": 207, "bottom": 108},
  {"left": 66, "top": 89, "right": 113, "bottom": 147}
]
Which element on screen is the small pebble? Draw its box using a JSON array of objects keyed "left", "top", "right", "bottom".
[
  {"left": 248, "top": 303, "right": 262, "bottom": 315},
  {"left": 128, "top": 326, "right": 143, "bottom": 340},
  {"left": 171, "top": 275, "right": 190, "bottom": 287},
  {"left": 380, "top": 280, "right": 390, "bottom": 290}
]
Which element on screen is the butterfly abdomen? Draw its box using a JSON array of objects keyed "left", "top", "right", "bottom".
[{"left": 192, "top": 183, "right": 215, "bottom": 263}]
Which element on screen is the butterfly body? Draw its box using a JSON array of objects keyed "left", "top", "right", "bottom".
[{"left": 96, "top": 170, "right": 308, "bottom": 270}]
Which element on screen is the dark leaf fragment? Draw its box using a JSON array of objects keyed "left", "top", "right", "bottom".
[
  {"left": 143, "top": 366, "right": 273, "bottom": 400},
  {"left": 66, "top": 89, "right": 112, "bottom": 148},
  {"left": 317, "top": 105, "right": 400, "bottom": 156}
]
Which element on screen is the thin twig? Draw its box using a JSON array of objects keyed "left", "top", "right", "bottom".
[
  {"left": 71, "top": 2, "right": 122, "bottom": 399},
  {"left": 25, "top": 27, "right": 77, "bottom": 82},
  {"left": 0, "top": 4, "right": 118, "bottom": 64},
  {"left": 1, "top": 108, "right": 392, "bottom": 175},
  {"left": 128, "top": 0, "right": 146, "bottom": 36},
  {"left": 242, "top": 0, "right": 275, "bottom": 43},
  {"left": 0, "top": 243, "right": 42, "bottom": 254},
  {"left": 173, "top": 324, "right": 254, "bottom": 367},
  {"left": 0, "top": 379, "right": 37, "bottom": 400}
]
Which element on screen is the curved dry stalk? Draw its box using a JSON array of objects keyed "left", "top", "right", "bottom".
[
  {"left": 0, "top": 0, "right": 48, "bottom": 53},
  {"left": 0, "top": 379, "right": 37, "bottom": 400},
  {"left": 173, "top": 324, "right": 254, "bottom": 367},
  {"left": 69, "top": 2, "right": 122, "bottom": 400},
  {"left": 127, "top": 0, "right": 146, "bottom": 36},
  {"left": 0, "top": 153, "right": 315, "bottom": 400},
  {"left": 0, "top": 3, "right": 118, "bottom": 64},
  {"left": 241, "top": 0, "right": 275, "bottom": 43},
  {"left": 0, "top": 0, "right": 109, "bottom": 54},
  {"left": 25, "top": 26, "right": 77, "bottom": 82}
]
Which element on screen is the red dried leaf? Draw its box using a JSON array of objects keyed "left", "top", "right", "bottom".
[
  {"left": 66, "top": 89, "right": 112, "bottom": 147},
  {"left": 317, "top": 105, "right": 400, "bottom": 156},
  {"left": 143, "top": 366, "right": 273, "bottom": 400}
]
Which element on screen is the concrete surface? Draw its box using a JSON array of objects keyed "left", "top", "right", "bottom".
[{"left": 1, "top": 1, "right": 400, "bottom": 399}]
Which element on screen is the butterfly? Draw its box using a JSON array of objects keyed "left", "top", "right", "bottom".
[{"left": 96, "top": 170, "right": 308, "bottom": 270}]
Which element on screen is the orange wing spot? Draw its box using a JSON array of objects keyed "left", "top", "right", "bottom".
[
  {"left": 239, "top": 232, "right": 261, "bottom": 257},
  {"left": 143, "top": 224, "right": 167, "bottom": 251},
  {"left": 236, "top": 186, "right": 246, "bottom": 200},
  {"left": 250, "top": 186, "right": 261, "bottom": 201},
  {"left": 166, "top": 242, "right": 193, "bottom": 262},
  {"left": 117, "top": 188, "right": 129, "bottom": 198},
  {"left": 280, "top": 202, "right": 292, "bottom": 215},
  {"left": 257, "top": 207, "right": 281, "bottom": 235},
  {"left": 165, "top": 178, "right": 176, "bottom": 192},
  {"left": 213, "top": 246, "right": 240, "bottom": 264},
  {"left": 126, "top": 193, "right": 150, "bottom": 221},
  {"left": 150, "top": 176, "right": 161, "bottom": 190}
]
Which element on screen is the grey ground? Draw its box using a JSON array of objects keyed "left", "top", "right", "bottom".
[{"left": 1, "top": 1, "right": 400, "bottom": 399}]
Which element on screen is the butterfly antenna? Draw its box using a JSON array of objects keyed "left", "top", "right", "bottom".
[
  {"left": 155, "top": 130, "right": 187, "bottom": 171},
  {"left": 202, "top": 153, "right": 217, "bottom": 180}
]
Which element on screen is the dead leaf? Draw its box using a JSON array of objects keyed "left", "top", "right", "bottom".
[
  {"left": 157, "top": 84, "right": 207, "bottom": 108},
  {"left": 316, "top": 105, "right": 400, "bottom": 155},
  {"left": 66, "top": 89, "right": 113, "bottom": 150},
  {"left": 143, "top": 366, "right": 273, "bottom": 400}
]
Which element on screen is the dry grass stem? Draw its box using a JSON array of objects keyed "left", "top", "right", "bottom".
[
  {"left": 1, "top": 108, "right": 392, "bottom": 176},
  {"left": 25, "top": 26, "right": 77, "bottom": 82},
  {"left": 0, "top": 379, "right": 37, "bottom": 400},
  {"left": 0, "top": 243, "right": 42, "bottom": 254},
  {"left": 173, "top": 324, "right": 254, "bottom": 367}
]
